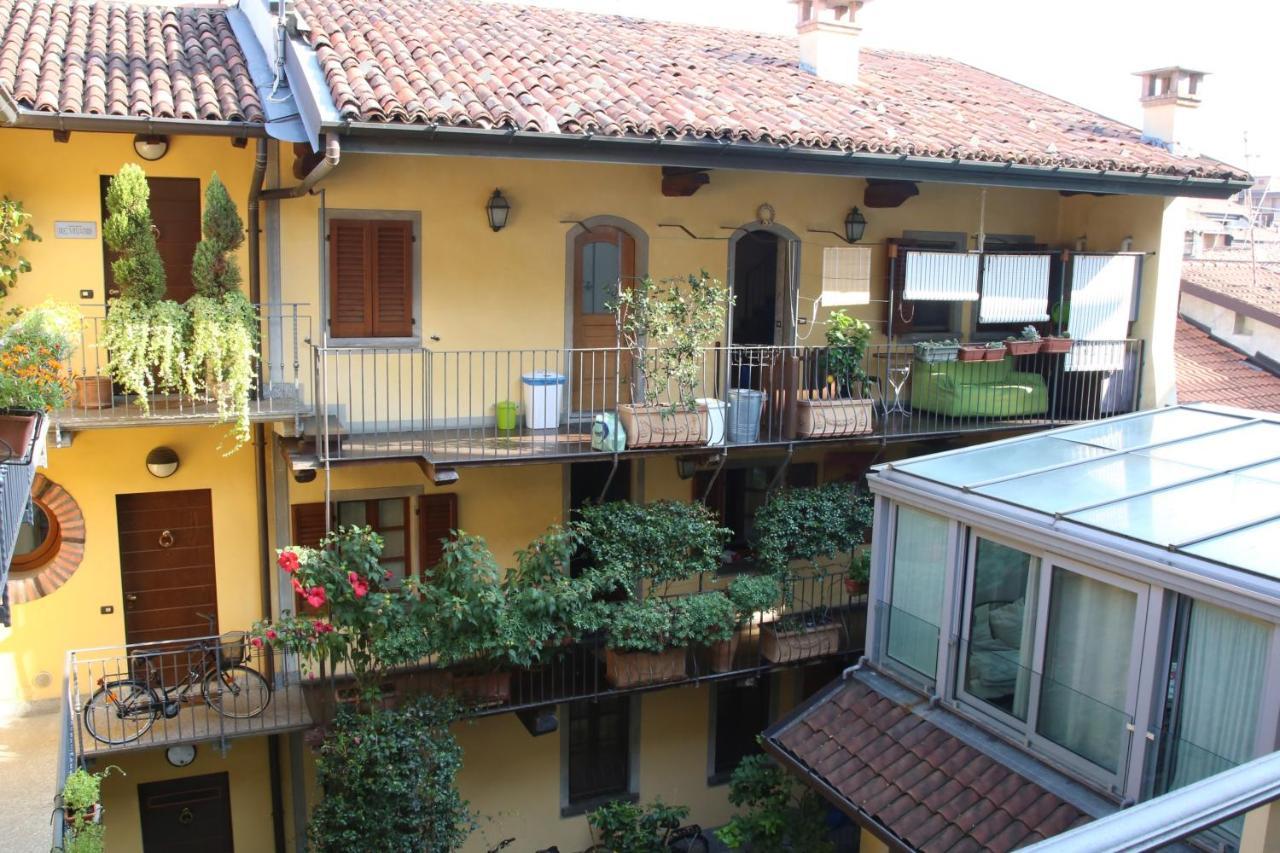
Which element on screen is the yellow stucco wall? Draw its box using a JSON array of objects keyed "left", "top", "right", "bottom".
[
  {"left": 0, "top": 426, "right": 264, "bottom": 703},
  {"left": 0, "top": 128, "right": 255, "bottom": 312},
  {"left": 98, "top": 736, "right": 275, "bottom": 853}
]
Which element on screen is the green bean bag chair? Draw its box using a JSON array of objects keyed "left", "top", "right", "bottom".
[{"left": 910, "top": 357, "right": 1049, "bottom": 418}]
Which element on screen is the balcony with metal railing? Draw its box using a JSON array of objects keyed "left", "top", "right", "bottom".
[
  {"left": 50, "top": 304, "right": 312, "bottom": 432},
  {"left": 0, "top": 410, "right": 46, "bottom": 626},
  {"left": 309, "top": 339, "right": 1143, "bottom": 466}
]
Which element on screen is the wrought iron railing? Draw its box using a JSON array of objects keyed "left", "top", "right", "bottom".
[
  {"left": 51, "top": 303, "right": 312, "bottom": 429},
  {"left": 67, "top": 632, "right": 310, "bottom": 759},
  {"left": 0, "top": 410, "right": 45, "bottom": 626},
  {"left": 312, "top": 339, "right": 1142, "bottom": 463}
]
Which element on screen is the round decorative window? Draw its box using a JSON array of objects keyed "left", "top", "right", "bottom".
[{"left": 7, "top": 475, "right": 84, "bottom": 606}]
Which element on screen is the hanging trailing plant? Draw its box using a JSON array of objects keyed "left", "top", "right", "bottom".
[
  {"left": 192, "top": 173, "right": 244, "bottom": 298},
  {"left": 149, "top": 299, "right": 190, "bottom": 395},
  {"left": 0, "top": 196, "right": 40, "bottom": 299},
  {"left": 99, "top": 296, "right": 155, "bottom": 406},
  {"left": 102, "top": 164, "right": 165, "bottom": 303},
  {"left": 186, "top": 291, "right": 258, "bottom": 448}
]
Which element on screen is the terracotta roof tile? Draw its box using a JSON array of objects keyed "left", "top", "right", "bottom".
[
  {"left": 1182, "top": 260, "right": 1280, "bottom": 320},
  {"left": 293, "top": 0, "right": 1243, "bottom": 180},
  {"left": 0, "top": 0, "right": 262, "bottom": 122},
  {"left": 767, "top": 679, "right": 1094, "bottom": 852},
  {"left": 1175, "top": 318, "right": 1280, "bottom": 412}
]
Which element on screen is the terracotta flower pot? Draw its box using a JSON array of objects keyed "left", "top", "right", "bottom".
[
  {"left": 1003, "top": 339, "right": 1042, "bottom": 356},
  {"left": 617, "top": 404, "right": 706, "bottom": 448},
  {"left": 0, "top": 412, "right": 38, "bottom": 463},
  {"left": 453, "top": 671, "right": 512, "bottom": 707},
  {"left": 708, "top": 633, "right": 741, "bottom": 673},
  {"left": 74, "top": 375, "right": 113, "bottom": 409},
  {"left": 844, "top": 579, "right": 867, "bottom": 597},
  {"left": 796, "top": 397, "right": 873, "bottom": 438},
  {"left": 760, "top": 623, "right": 841, "bottom": 664},
  {"left": 64, "top": 803, "right": 101, "bottom": 828},
  {"left": 1041, "top": 336, "right": 1074, "bottom": 354},
  {"left": 957, "top": 345, "right": 986, "bottom": 362},
  {"left": 604, "top": 646, "right": 687, "bottom": 688},
  {"left": 983, "top": 345, "right": 1007, "bottom": 361}
]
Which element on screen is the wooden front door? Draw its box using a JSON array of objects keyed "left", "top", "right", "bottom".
[
  {"left": 117, "top": 490, "right": 218, "bottom": 661},
  {"left": 138, "top": 772, "right": 234, "bottom": 853},
  {"left": 572, "top": 226, "right": 635, "bottom": 410},
  {"left": 100, "top": 176, "right": 202, "bottom": 303}
]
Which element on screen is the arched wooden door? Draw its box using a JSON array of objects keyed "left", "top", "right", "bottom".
[{"left": 572, "top": 226, "right": 635, "bottom": 411}]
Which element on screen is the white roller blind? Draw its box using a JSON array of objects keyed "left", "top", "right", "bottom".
[
  {"left": 1066, "top": 253, "right": 1140, "bottom": 371},
  {"left": 821, "top": 246, "right": 872, "bottom": 306},
  {"left": 979, "top": 254, "right": 1052, "bottom": 323},
  {"left": 902, "top": 250, "right": 980, "bottom": 301}
]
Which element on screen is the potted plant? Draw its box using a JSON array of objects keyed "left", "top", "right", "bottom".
[
  {"left": 1042, "top": 330, "right": 1074, "bottom": 354},
  {"left": 589, "top": 800, "right": 690, "bottom": 851},
  {"left": 604, "top": 597, "right": 687, "bottom": 687},
  {"left": 957, "top": 342, "right": 987, "bottom": 362},
  {"left": 714, "top": 574, "right": 781, "bottom": 673},
  {"left": 752, "top": 484, "right": 873, "bottom": 664},
  {"left": 1004, "top": 325, "right": 1042, "bottom": 356},
  {"left": 983, "top": 340, "right": 1008, "bottom": 361},
  {"left": 613, "top": 272, "right": 731, "bottom": 448},
  {"left": 672, "top": 591, "right": 737, "bottom": 672},
  {"left": 60, "top": 765, "right": 123, "bottom": 829},
  {"left": 797, "top": 308, "right": 874, "bottom": 438},
  {"left": 844, "top": 548, "right": 871, "bottom": 597},
  {"left": 912, "top": 338, "right": 960, "bottom": 363},
  {"left": 0, "top": 300, "right": 78, "bottom": 418}
]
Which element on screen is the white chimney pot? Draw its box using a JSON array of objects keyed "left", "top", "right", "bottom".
[
  {"left": 793, "top": 0, "right": 870, "bottom": 87},
  {"left": 1134, "top": 66, "right": 1207, "bottom": 154}
]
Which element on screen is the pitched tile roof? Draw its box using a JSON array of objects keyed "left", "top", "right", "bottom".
[
  {"left": 1181, "top": 259, "right": 1280, "bottom": 322},
  {"left": 1175, "top": 318, "right": 1280, "bottom": 413},
  {"left": 294, "top": 0, "right": 1243, "bottom": 181},
  {"left": 766, "top": 676, "right": 1094, "bottom": 852},
  {"left": 0, "top": 0, "right": 263, "bottom": 122}
]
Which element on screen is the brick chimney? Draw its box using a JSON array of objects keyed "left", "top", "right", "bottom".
[
  {"left": 793, "top": 1, "right": 871, "bottom": 87},
  {"left": 1135, "top": 66, "right": 1207, "bottom": 153}
]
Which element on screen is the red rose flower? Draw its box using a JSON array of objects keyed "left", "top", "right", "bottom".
[
  {"left": 313, "top": 620, "right": 334, "bottom": 634},
  {"left": 347, "top": 571, "right": 369, "bottom": 599},
  {"left": 304, "top": 586, "right": 327, "bottom": 609},
  {"left": 277, "top": 550, "right": 300, "bottom": 573},
  {"left": 290, "top": 576, "right": 304, "bottom": 594},
  {"left": 265, "top": 629, "right": 278, "bottom": 641},
  {"left": 250, "top": 636, "right": 263, "bottom": 648}
]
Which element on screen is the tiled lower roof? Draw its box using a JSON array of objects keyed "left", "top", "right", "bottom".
[
  {"left": 1181, "top": 260, "right": 1280, "bottom": 321},
  {"left": 293, "top": 0, "right": 1243, "bottom": 181},
  {"left": 1175, "top": 318, "right": 1280, "bottom": 413},
  {"left": 0, "top": 0, "right": 263, "bottom": 122},
  {"left": 766, "top": 674, "right": 1094, "bottom": 852}
]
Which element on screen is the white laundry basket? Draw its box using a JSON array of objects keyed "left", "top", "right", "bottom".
[{"left": 521, "top": 371, "right": 566, "bottom": 429}]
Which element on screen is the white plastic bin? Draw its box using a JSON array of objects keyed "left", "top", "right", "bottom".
[
  {"left": 697, "top": 398, "right": 726, "bottom": 446},
  {"left": 521, "top": 371, "right": 566, "bottom": 430}
]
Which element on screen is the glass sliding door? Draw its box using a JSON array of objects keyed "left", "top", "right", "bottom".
[
  {"left": 884, "top": 505, "right": 950, "bottom": 680},
  {"left": 1036, "top": 567, "right": 1144, "bottom": 777},
  {"left": 959, "top": 537, "right": 1040, "bottom": 722}
]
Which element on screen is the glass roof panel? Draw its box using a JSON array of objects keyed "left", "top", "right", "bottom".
[
  {"left": 1053, "top": 408, "right": 1246, "bottom": 451},
  {"left": 976, "top": 455, "right": 1209, "bottom": 514},
  {"left": 1139, "top": 422, "right": 1280, "bottom": 471},
  {"left": 1184, "top": 520, "right": 1280, "bottom": 578},
  {"left": 1067, "top": 472, "right": 1280, "bottom": 548},
  {"left": 1241, "top": 459, "right": 1280, "bottom": 485},
  {"left": 895, "top": 437, "right": 1111, "bottom": 487}
]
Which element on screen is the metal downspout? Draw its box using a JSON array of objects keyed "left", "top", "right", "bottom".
[
  {"left": 260, "top": 133, "right": 341, "bottom": 200},
  {"left": 247, "top": 138, "right": 288, "bottom": 853}
]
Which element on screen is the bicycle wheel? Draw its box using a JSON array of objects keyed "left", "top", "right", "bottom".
[
  {"left": 203, "top": 665, "right": 271, "bottom": 718},
  {"left": 667, "top": 826, "right": 709, "bottom": 853},
  {"left": 83, "top": 681, "right": 159, "bottom": 745}
]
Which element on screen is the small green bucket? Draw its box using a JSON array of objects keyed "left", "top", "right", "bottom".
[{"left": 495, "top": 400, "right": 518, "bottom": 431}]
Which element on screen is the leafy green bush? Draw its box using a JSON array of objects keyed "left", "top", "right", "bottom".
[
  {"left": 103, "top": 164, "right": 165, "bottom": 302},
  {"left": 715, "top": 755, "right": 833, "bottom": 853},
  {"left": 502, "top": 524, "right": 600, "bottom": 649},
  {"left": 0, "top": 300, "right": 78, "bottom": 410},
  {"left": 192, "top": 173, "right": 244, "bottom": 297},
  {"left": 0, "top": 196, "right": 40, "bottom": 298},
  {"left": 416, "top": 532, "right": 513, "bottom": 668},
  {"left": 727, "top": 574, "right": 781, "bottom": 625},
  {"left": 577, "top": 500, "right": 729, "bottom": 597},
  {"left": 607, "top": 598, "right": 677, "bottom": 653},
  {"left": 752, "top": 483, "right": 873, "bottom": 575},
  {"left": 823, "top": 308, "right": 871, "bottom": 396},
  {"left": 309, "top": 696, "right": 474, "bottom": 853},
  {"left": 588, "top": 799, "right": 689, "bottom": 853},
  {"left": 670, "top": 591, "right": 735, "bottom": 646},
  {"left": 62, "top": 823, "right": 104, "bottom": 853}
]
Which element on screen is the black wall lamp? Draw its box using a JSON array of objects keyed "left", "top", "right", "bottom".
[
  {"left": 145, "top": 446, "right": 180, "bottom": 478},
  {"left": 486, "top": 189, "right": 510, "bottom": 232},
  {"left": 133, "top": 134, "right": 170, "bottom": 161},
  {"left": 844, "top": 206, "right": 867, "bottom": 243}
]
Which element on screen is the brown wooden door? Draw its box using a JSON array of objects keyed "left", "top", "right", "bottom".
[
  {"left": 117, "top": 490, "right": 218, "bottom": 672},
  {"left": 100, "top": 176, "right": 202, "bottom": 303},
  {"left": 572, "top": 227, "right": 634, "bottom": 410},
  {"left": 138, "top": 772, "right": 234, "bottom": 853}
]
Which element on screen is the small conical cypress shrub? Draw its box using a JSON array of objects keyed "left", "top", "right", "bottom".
[
  {"left": 192, "top": 173, "right": 244, "bottom": 297},
  {"left": 103, "top": 163, "right": 165, "bottom": 302}
]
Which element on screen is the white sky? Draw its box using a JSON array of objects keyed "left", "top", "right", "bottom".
[{"left": 512, "top": 0, "right": 1280, "bottom": 177}]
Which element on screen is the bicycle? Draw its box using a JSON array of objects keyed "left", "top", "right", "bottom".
[{"left": 82, "top": 613, "right": 272, "bottom": 745}]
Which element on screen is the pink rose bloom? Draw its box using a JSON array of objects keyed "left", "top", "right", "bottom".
[
  {"left": 304, "top": 586, "right": 327, "bottom": 609},
  {"left": 347, "top": 571, "right": 369, "bottom": 599},
  {"left": 250, "top": 637, "right": 263, "bottom": 648},
  {"left": 277, "top": 551, "right": 300, "bottom": 573},
  {"left": 290, "top": 576, "right": 304, "bottom": 594},
  {"left": 313, "top": 621, "right": 334, "bottom": 634},
  {"left": 265, "top": 629, "right": 277, "bottom": 641}
]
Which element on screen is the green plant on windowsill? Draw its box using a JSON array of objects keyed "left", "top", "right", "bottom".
[
  {"left": 1019, "top": 325, "right": 1041, "bottom": 342},
  {"left": 588, "top": 798, "right": 690, "bottom": 853},
  {"left": 60, "top": 765, "right": 123, "bottom": 829},
  {"left": 670, "top": 591, "right": 736, "bottom": 647}
]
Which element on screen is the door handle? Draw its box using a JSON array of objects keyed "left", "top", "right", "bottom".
[
  {"left": 125, "top": 594, "right": 138, "bottom": 604},
  {"left": 158, "top": 529, "right": 175, "bottom": 548}
]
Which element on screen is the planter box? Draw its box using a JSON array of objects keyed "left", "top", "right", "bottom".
[
  {"left": 760, "top": 623, "right": 841, "bottom": 664},
  {"left": 957, "top": 345, "right": 987, "bottom": 363},
  {"left": 604, "top": 646, "right": 687, "bottom": 688},
  {"left": 913, "top": 343, "right": 959, "bottom": 363},
  {"left": 1041, "top": 337, "right": 1074, "bottom": 354},
  {"left": 0, "top": 411, "right": 39, "bottom": 463},
  {"left": 983, "top": 346, "right": 1007, "bottom": 361},
  {"left": 453, "top": 671, "right": 512, "bottom": 707},
  {"left": 74, "top": 376, "right": 113, "bottom": 409},
  {"left": 796, "top": 397, "right": 873, "bottom": 438},
  {"left": 618, "top": 404, "right": 706, "bottom": 448},
  {"left": 708, "top": 633, "right": 741, "bottom": 674},
  {"left": 1004, "top": 339, "right": 1042, "bottom": 356}
]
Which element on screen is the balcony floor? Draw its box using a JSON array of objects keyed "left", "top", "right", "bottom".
[
  {"left": 75, "top": 682, "right": 312, "bottom": 760},
  {"left": 52, "top": 397, "right": 310, "bottom": 431}
]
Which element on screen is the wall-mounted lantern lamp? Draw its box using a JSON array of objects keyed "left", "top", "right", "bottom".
[
  {"left": 145, "top": 446, "right": 180, "bottom": 479},
  {"left": 844, "top": 207, "right": 867, "bottom": 243},
  {"left": 486, "top": 189, "right": 510, "bottom": 232},
  {"left": 133, "top": 134, "right": 170, "bottom": 161}
]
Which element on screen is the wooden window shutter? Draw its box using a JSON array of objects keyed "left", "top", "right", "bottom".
[
  {"left": 290, "top": 502, "right": 330, "bottom": 613},
  {"left": 329, "top": 220, "right": 371, "bottom": 338},
  {"left": 418, "top": 493, "right": 458, "bottom": 576},
  {"left": 371, "top": 221, "right": 413, "bottom": 337}
]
